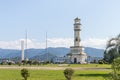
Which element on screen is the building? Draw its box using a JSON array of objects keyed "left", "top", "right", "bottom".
[
  {"left": 67, "top": 17, "right": 87, "bottom": 64},
  {"left": 52, "top": 56, "right": 67, "bottom": 64},
  {"left": 87, "top": 56, "right": 103, "bottom": 63}
]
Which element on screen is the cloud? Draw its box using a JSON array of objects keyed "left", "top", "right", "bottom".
[
  {"left": 81, "top": 38, "right": 108, "bottom": 49},
  {"left": 47, "top": 38, "right": 108, "bottom": 49},
  {"left": 0, "top": 38, "right": 108, "bottom": 49},
  {"left": 0, "top": 39, "right": 42, "bottom": 49},
  {"left": 47, "top": 38, "right": 73, "bottom": 48}
]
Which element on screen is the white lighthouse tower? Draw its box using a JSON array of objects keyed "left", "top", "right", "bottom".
[
  {"left": 74, "top": 17, "right": 81, "bottom": 46},
  {"left": 67, "top": 17, "right": 87, "bottom": 64},
  {"left": 21, "top": 40, "right": 24, "bottom": 61}
]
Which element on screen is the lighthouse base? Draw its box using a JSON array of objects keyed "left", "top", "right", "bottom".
[{"left": 67, "top": 46, "right": 87, "bottom": 64}]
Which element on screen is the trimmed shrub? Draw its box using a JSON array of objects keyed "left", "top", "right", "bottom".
[
  {"left": 21, "top": 68, "right": 30, "bottom": 80},
  {"left": 64, "top": 68, "right": 74, "bottom": 80}
]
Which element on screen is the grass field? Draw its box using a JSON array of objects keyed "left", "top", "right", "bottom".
[{"left": 0, "top": 64, "right": 112, "bottom": 80}]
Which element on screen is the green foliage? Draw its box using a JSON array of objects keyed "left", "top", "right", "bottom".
[
  {"left": 98, "top": 60, "right": 108, "bottom": 64},
  {"left": 21, "top": 60, "right": 27, "bottom": 65},
  {"left": 64, "top": 68, "right": 74, "bottom": 80},
  {"left": 27, "top": 60, "right": 32, "bottom": 65},
  {"left": 21, "top": 68, "right": 30, "bottom": 80},
  {"left": 104, "top": 34, "right": 120, "bottom": 63},
  {"left": 98, "top": 60, "right": 104, "bottom": 64},
  {"left": 0, "top": 68, "right": 110, "bottom": 80},
  {"left": 32, "top": 60, "right": 40, "bottom": 65},
  {"left": 107, "top": 57, "right": 120, "bottom": 80}
]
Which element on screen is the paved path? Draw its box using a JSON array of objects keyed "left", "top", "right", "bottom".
[{"left": 0, "top": 66, "right": 110, "bottom": 70}]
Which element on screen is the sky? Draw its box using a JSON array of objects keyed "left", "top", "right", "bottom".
[{"left": 0, "top": 0, "right": 120, "bottom": 49}]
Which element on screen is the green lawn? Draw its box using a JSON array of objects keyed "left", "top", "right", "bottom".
[
  {"left": 68, "top": 64, "right": 111, "bottom": 68},
  {"left": 0, "top": 67, "right": 111, "bottom": 80},
  {"left": 74, "top": 70, "right": 111, "bottom": 80},
  {"left": 42, "top": 64, "right": 111, "bottom": 68}
]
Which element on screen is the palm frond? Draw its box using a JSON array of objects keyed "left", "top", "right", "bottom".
[
  {"left": 106, "top": 38, "right": 116, "bottom": 49},
  {"left": 117, "top": 34, "right": 120, "bottom": 39}
]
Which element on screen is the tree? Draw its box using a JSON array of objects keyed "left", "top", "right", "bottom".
[
  {"left": 104, "top": 34, "right": 120, "bottom": 63},
  {"left": 21, "top": 68, "right": 30, "bottom": 80},
  {"left": 27, "top": 60, "right": 32, "bottom": 65},
  {"left": 21, "top": 60, "right": 27, "bottom": 65},
  {"left": 64, "top": 68, "right": 74, "bottom": 80},
  {"left": 107, "top": 57, "right": 120, "bottom": 80}
]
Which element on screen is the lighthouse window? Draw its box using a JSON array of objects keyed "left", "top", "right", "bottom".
[
  {"left": 76, "top": 26, "right": 79, "bottom": 28},
  {"left": 75, "top": 38, "right": 78, "bottom": 41}
]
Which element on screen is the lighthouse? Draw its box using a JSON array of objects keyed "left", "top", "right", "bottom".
[
  {"left": 67, "top": 17, "right": 87, "bottom": 64},
  {"left": 74, "top": 17, "right": 81, "bottom": 47}
]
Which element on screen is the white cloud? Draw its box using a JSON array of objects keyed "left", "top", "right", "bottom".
[
  {"left": 0, "top": 39, "right": 42, "bottom": 49},
  {"left": 47, "top": 38, "right": 108, "bottom": 49},
  {"left": 47, "top": 38, "right": 73, "bottom": 48},
  {"left": 81, "top": 38, "right": 108, "bottom": 49},
  {"left": 0, "top": 38, "right": 108, "bottom": 49}
]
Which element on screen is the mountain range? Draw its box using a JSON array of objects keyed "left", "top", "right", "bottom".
[{"left": 0, "top": 47, "right": 104, "bottom": 60}]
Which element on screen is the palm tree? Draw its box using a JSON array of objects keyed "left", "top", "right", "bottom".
[{"left": 104, "top": 34, "right": 120, "bottom": 63}]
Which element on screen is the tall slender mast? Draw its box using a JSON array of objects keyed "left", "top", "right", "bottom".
[
  {"left": 21, "top": 40, "right": 24, "bottom": 61},
  {"left": 25, "top": 29, "right": 28, "bottom": 60},
  {"left": 46, "top": 32, "right": 48, "bottom": 53},
  {"left": 46, "top": 32, "right": 48, "bottom": 61}
]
